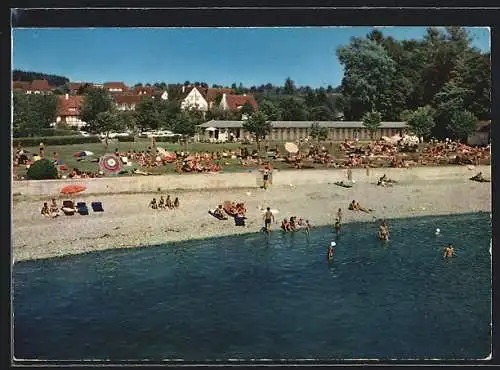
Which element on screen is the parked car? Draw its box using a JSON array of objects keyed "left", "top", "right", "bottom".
[{"left": 79, "top": 131, "right": 91, "bottom": 137}]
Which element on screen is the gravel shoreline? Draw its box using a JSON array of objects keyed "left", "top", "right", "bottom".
[{"left": 12, "top": 166, "right": 491, "bottom": 262}]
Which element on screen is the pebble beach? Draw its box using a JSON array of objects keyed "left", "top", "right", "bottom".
[{"left": 12, "top": 165, "right": 491, "bottom": 262}]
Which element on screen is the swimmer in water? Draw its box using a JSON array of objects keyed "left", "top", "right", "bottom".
[
  {"left": 334, "top": 218, "right": 341, "bottom": 234},
  {"left": 327, "top": 242, "right": 336, "bottom": 262},
  {"left": 443, "top": 244, "right": 455, "bottom": 259}
]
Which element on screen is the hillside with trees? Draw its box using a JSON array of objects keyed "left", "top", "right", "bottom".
[{"left": 12, "top": 70, "right": 70, "bottom": 86}]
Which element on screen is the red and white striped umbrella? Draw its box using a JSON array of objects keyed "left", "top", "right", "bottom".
[{"left": 99, "top": 154, "right": 123, "bottom": 175}]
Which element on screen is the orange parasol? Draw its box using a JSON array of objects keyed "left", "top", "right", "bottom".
[{"left": 60, "top": 184, "right": 86, "bottom": 194}]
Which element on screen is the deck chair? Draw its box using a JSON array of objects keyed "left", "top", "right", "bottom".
[
  {"left": 62, "top": 200, "right": 76, "bottom": 216},
  {"left": 91, "top": 201, "right": 104, "bottom": 212},
  {"left": 76, "top": 202, "right": 89, "bottom": 215}
]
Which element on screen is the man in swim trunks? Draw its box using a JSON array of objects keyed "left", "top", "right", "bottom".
[
  {"left": 443, "top": 244, "right": 455, "bottom": 258},
  {"left": 263, "top": 207, "right": 275, "bottom": 231},
  {"left": 334, "top": 218, "right": 341, "bottom": 234},
  {"left": 337, "top": 208, "right": 343, "bottom": 223}
]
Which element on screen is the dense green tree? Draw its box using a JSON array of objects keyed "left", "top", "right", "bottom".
[
  {"left": 86, "top": 111, "right": 123, "bottom": 139},
  {"left": 447, "top": 110, "right": 478, "bottom": 142},
  {"left": 309, "top": 106, "right": 334, "bottom": 121},
  {"left": 13, "top": 92, "right": 58, "bottom": 137},
  {"left": 135, "top": 97, "right": 162, "bottom": 130},
  {"left": 80, "top": 88, "right": 114, "bottom": 126},
  {"left": 337, "top": 38, "right": 396, "bottom": 119},
  {"left": 243, "top": 111, "right": 271, "bottom": 150},
  {"left": 258, "top": 100, "right": 282, "bottom": 121},
  {"left": 241, "top": 102, "right": 255, "bottom": 116},
  {"left": 309, "top": 122, "right": 328, "bottom": 142},
  {"left": 279, "top": 97, "right": 308, "bottom": 121},
  {"left": 27, "top": 159, "right": 58, "bottom": 180},
  {"left": 283, "top": 77, "right": 296, "bottom": 95},
  {"left": 406, "top": 106, "right": 436, "bottom": 141},
  {"left": 362, "top": 111, "right": 382, "bottom": 139}
]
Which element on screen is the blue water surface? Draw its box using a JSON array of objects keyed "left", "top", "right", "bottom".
[{"left": 13, "top": 212, "right": 491, "bottom": 361}]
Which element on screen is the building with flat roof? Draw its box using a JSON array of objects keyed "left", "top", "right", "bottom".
[{"left": 196, "top": 120, "right": 408, "bottom": 142}]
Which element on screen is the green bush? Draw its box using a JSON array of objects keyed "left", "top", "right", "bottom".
[
  {"left": 27, "top": 159, "right": 59, "bottom": 180},
  {"left": 39, "top": 128, "right": 82, "bottom": 137},
  {"left": 155, "top": 136, "right": 181, "bottom": 143},
  {"left": 13, "top": 135, "right": 101, "bottom": 147},
  {"left": 117, "top": 136, "right": 135, "bottom": 142}
]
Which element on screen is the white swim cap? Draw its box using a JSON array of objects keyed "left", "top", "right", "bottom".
[
  {"left": 331, "top": 242, "right": 336, "bottom": 247},
  {"left": 436, "top": 228, "right": 440, "bottom": 233}
]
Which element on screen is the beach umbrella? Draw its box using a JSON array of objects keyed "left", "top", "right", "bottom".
[
  {"left": 60, "top": 184, "right": 86, "bottom": 194},
  {"left": 285, "top": 142, "right": 299, "bottom": 154},
  {"left": 99, "top": 154, "right": 123, "bottom": 175}
]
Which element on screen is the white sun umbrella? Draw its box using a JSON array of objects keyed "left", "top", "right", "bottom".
[{"left": 285, "top": 142, "right": 299, "bottom": 154}]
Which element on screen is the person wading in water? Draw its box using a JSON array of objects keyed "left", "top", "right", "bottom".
[{"left": 263, "top": 207, "right": 275, "bottom": 232}]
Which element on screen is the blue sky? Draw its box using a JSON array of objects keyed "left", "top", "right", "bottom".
[{"left": 13, "top": 27, "right": 490, "bottom": 88}]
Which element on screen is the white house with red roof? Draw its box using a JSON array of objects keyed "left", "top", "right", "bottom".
[
  {"left": 103, "top": 82, "right": 128, "bottom": 93},
  {"left": 220, "top": 93, "right": 258, "bottom": 119},
  {"left": 55, "top": 94, "right": 87, "bottom": 129},
  {"left": 180, "top": 86, "right": 209, "bottom": 112},
  {"left": 113, "top": 93, "right": 142, "bottom": 111}
]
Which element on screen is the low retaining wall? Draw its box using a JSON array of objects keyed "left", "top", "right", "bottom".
[{"left": 12, "top": 165, "right": 491, "bottom": 197}]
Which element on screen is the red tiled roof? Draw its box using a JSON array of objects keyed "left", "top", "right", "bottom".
[
  {"left": 103, "top": 82, "right": 128, "bottom": 91},
  {"left": 30, "top": 79, "right": 50, "bottom": 91},
  {"left": 224, "top": 94, "right": 258, "bottom": 111},
  {"left": 68, "top": 82, "right": 90, "bottom": 92},
  {"left": 113, "top": 93, "right": 142, "bottom": 105},
  {"left": 13, "top": 81, "right": 31, "bottom": 90},
  {"left": 133, "top": 86, "right": 157, "bottom": 95},
  {"left": 57, "top": 95, "right": 84, "bottom": 116},
  {"left": 206, "top": 88, "right": 233, "bottom": 103}
]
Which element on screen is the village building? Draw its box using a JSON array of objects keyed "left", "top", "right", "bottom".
[
  {"left": 103, "top": 82, "right": 128, "bottom": 93},
  {"left": 113, "top": 93, "right": 142, "bottom": 111},
  {"left": 12, "top": 81, "right": 31, "bottom": 92},
  {"left": 180, "top": 86, "right": 235, "bottom": 112},
  {"left": 55, "top": 94, "right": 87, "bottom": 129},
  {"left": 196, "top": 120, "right": 408, "bottom": 143},
  {"left": 219, "top": 93, "right": 258, "bottom": 119},
  {"left": 13, "top": 79, "right": 54, "bottom": 94}
]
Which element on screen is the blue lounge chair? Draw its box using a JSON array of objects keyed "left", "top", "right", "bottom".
[
  {"left": 91, "top": 202, "right": 104, "bottom": 212},
  {"left": 76, "top": 202, "right": 89, "bottom": 215}
]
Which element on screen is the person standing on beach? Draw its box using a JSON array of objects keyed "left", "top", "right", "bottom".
[
  {"left": 263, "top": 207, "right": 275, "bottom": 232},
  {"left": 337, "top": 208, "right": 343, "bottom": 223},
  {"left": 347, "top": 168, "right": 353, "bottom": 182}
]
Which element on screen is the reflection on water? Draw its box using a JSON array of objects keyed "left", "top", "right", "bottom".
[{"left": 14, "top": 212, "right": 491, "bottom": 361}]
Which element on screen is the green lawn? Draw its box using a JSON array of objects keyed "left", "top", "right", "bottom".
[{"left": 13, "top": 139, "right": 391, "bottom": 179}]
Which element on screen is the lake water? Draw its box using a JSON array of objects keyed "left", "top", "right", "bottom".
[{"left": 13, "top": 212, "right": 491, "bottom": 361}]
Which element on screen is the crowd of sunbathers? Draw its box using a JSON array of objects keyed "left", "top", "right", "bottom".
[
  {"left": 281, "top": 216, "right": 312, "bottom": 232},
  {"left": 149, "top": 195, "right": 180, "bottom": 209},
  {"left": 68, "top": 168, "right": 103, "bottom": 179}
]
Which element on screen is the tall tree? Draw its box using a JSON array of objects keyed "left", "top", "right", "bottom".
[
  {"left": 362, "top": 111, "right": 382, "bottom": 139},
  {"left": 135, "top": 97, "right": 162, "bottom": 130},
  {"left": 80, "top": 88, "right": 114, "bottom": 126},
  {"left": 258, "top": 100, "right": 282, "bottom": 121},
  {"left": 406, "top": 106, "right": 436, "bottom": 141},
  {"left": 279, "top": 97, "right": 308, "bottom": 121},
  {"left": 13, "top": 92, "right": 58, "bottom": 137},
  {"left": 337, "top": 38, "right": 396, "bottom": 119},
  {"left": 283, "top": 77, "right": 296, "bottom": 95},
  {"left": 309, "top": 122, "right": 328, "bottom": 142},
  {"left": 243, "top": 111, "right": 271, "bottom": 150}
]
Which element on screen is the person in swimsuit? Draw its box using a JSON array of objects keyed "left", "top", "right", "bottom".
[
  {"left": 41, "top": 202, "right": 50, "bottom": 217},
  {"left": 327, "top": 242, "right": 336, "bottom": 262},
  {"left": 150, "top": 198, "right": 158, "bottom": 209},
  {"left": 334, "top": 218, "right": 341, "bottom": 234},
  {"left": 174, "top": 197, "right": 180, "bottom": 208},
  {"left": 158, "top": 196, "right": 165, "bottom": 209},
  {"left": 443, "top": 244, "right": 455, "bottom": 259},
  {"left": 263, "top": 207, "right": 275, "bottom": 232},
  {"left": 337, "top": 208, "right": 343, "bottom": 223},
  {"left": 213, "top": 204, "right": 225, "bottom": 218}
]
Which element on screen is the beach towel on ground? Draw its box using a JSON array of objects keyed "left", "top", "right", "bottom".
[
  {"left": 208, "top": 210, "right": 227, "bottom": 220},
  {"left": 234, "top": 215, "right": 246, "bottom": 226},
  {"left": 76, "top": 202, "right": 89, "bottom": 215},
  {"left": 91, "top": 202, "right": 104, "bottom": 212}
]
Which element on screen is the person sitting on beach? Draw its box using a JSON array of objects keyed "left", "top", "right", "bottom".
[
  {"left": 158, "top": 196, "right": 165, "bottom": 209},
  {"left": 236, "top": 202, "right": 247, "bottom": 215},
  {"left": 348, "top": 200, "right": 359, "bottom": 211},
  {"left": 174, "top": 197, "right": 180, "bottom": 208},
  {"left": 443, "top": 244, "right": 455, "bottom": 259},
  {"left": 150, "top": 198, "right": 158, "bottom": 209},
  {"left": 297, "top": 218, "right": 305, "bottom": 228},
  {"left": 470, "top": 172, "right": 489, "bottom": 182},
  {"left": 289, "top": 216, "right": 297, "bottom": 231},
  {"left": 165, "top": 195, "right": 173, "bottom": 209},
  {"left": 213, "top": 204, "right": 225, "bottom": 218},
  {"left": 41, "top": 202, "right": 51, "bottom": 217},
  {"left": 357, "top": 202, "right": 373, "bottom": 213},
  {"left": 50, "top": 198, "right": 59, "bottom": 214},
  {"left": 281, "top": 218, "right": 291, "bottom": 232}
]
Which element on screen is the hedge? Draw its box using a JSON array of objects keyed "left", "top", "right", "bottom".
[
  {"left": 13, "top": 135, "right": 101, "bottom": 147},
  {"left": 39, "top": 128, "right": 82, "bottom": 137}
]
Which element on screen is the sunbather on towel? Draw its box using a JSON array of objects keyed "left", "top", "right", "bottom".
[
  {"left": 213, "top": 205, "right": 225, "bottom": 218},
  {"left": 470, "top": 172, "right": 490, "bottom": 182}
]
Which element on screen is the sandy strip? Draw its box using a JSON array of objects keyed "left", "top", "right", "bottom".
[{"left": 12, "top": 166, "right": 491, "bottom": 262}]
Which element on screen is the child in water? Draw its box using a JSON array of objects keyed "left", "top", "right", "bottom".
[
  {"left": 443, "top": 244, "right": 455, "bottom": 259},
  {"left": 327, "top": 242, "right": 336, "bottom": 262}
]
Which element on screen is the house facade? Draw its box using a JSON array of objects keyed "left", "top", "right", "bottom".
[
  {"left": 103, "top": 82, "right": 128, "bottom": 93},
  {"left": 220, "top": 93, "right": 258, "bottom": 118},
  {"left": 113, "top": 94, "right": 142, "bottom": 111},
  {"left": 180, "top": 86, "right": 209, "bottom": 112},
  {"left": 196, "top": 120, "right": 408, "bottom": 142},
  {"left": 55, "top": 94, "right": 87, "bottom": 129}
]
